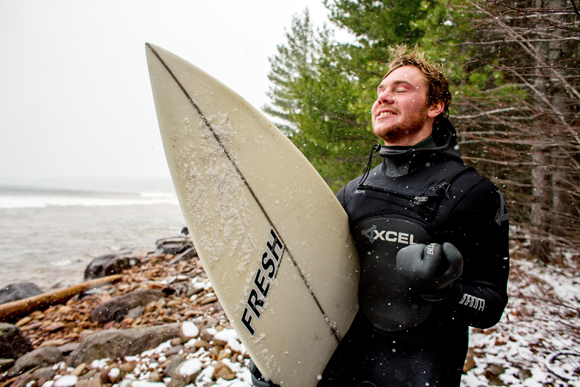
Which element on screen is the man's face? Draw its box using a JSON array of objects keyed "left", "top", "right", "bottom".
[{"left": 371, "top": 65, "right": 439, "bottom": 146}]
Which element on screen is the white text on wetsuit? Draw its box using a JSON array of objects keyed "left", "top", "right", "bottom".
[
  {"left": 241, "top": 228, "right": 284, "bottom": 336},
  {"left": 362, "top": 224, "right": 417, "bottom": 245}
]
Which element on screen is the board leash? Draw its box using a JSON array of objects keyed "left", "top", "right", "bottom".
[{"left": 146, "top": 43, "right": 342, "bottom": 343}]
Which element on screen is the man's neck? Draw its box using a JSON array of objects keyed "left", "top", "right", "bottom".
[{"left": 382, "top": 125, "right": 434, "bottom": 147}]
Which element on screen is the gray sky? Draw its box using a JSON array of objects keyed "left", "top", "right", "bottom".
[{"left": 0, "top": 0, "right": 339, "bottom": 182}]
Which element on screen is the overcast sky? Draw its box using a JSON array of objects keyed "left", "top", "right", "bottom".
[{"left": 0, "top": 0, "right": 343, "bottom": 183}]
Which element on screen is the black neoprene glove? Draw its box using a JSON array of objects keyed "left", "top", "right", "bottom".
[
  {"left": 396, "top": 242, "right": 463, "bottom": 297},
  {"left": 250, "top": 359, "right": 280, "bottom": 387}
]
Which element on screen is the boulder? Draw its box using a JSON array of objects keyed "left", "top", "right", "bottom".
[
  {"left": 7, "top": 347, "right": 64, "bottom": 378},
  {"left": 0, "top": 283, "right": 43, "bottom": 304},
  {"left": 169, "top": 247, "right": 197, "bottom": 265},
  {"left": 0, "top": 323, "right": 33, "bottom": 360},
  {"left": 155, "top": 236, "right": 193, "bottom": 256},
  {"left": 90, "top": 289, "right": 163, "bottom": 323},
  {"left": 12, "top": 366, "right": 56, "bottom": 387},
  {"left": 67, "top": 323, "right": 180, "bottom": 366},
  {"left": 84, "top": 253, "right": 139, "bottom": 280}
]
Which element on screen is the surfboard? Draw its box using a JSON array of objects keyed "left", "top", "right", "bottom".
[{"left": 145, "top": 43, "right": 359, "bottom": 387}]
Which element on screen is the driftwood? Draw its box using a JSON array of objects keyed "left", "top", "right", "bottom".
[{"left": 0, "top": 275, "right": 122, "bottom": 322}]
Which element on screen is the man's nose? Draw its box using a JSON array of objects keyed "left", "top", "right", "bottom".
[{"left": 377, "top": 89, "right": 394, "bottom": 104}]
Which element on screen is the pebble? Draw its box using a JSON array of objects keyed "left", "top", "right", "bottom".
[
  {"left": 213, "top": 363, "right": 236, "bottom": 380},
  {"left": 71, "top": 363, "right": 86, "bottom": 376},
  {"left": 54, "top": 375, "right": 79, "bottom": 387}
]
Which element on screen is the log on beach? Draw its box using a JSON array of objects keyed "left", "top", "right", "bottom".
[{"left": 0, "top": 275, "right": 122, "bottom": 322}]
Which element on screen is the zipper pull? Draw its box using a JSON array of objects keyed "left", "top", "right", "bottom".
[
  {"left": 411, "top": 196, "right": 429, "bottom": 206},
  {"left": 438, "top": 182, "right": 451, "bottom": 199}
]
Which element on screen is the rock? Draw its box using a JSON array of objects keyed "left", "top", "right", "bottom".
[
  {"left": 463, "top": 349, "right": 476, "bottom": 373},
  {"left": 191, "top": 339, "right": 210, "bottom": 349},
  {"left": 54, "top": 374, "right": 79, "bottom": 387},
  {"left": 0, "top": 358, "right": 15, "bottom": 371},
  {"left": 108, "top": 367, "right": 122, "bottom": 383},
  {"left": 164, "top": 355, "right": 184, "bottom": 377},
  {"left": 80, "top": 369, "right": 98, "bottom": 380},
  {"left": 12, "top": 366, "right": 55, "bottom": 387},
  {"left": 518, "top": 368, "right": 532, "bottom": 380},
  {"left": 77, "top": 379, "right": 102, "bottom": 387},
  {"left": 15, "top": 316, "right": 32, "bottom": 327},
  {"left": 68, "top": 323, "right": 180, "bottom": 366},
  {"left": 214, "top": 362, "right": 236, "bottom": 380},
  {"left": 170, "top": 359, "right": 203, "bottom": 387},
  {"left": 149, "top": 371, "right": 161, "bottom": 382},
  {"left": 487, "top": 364, "right": 506, "bottom": 376},
  {"left": 39, "top": 338, "right": 69, "bottom": 347},
  {"left": 217, "top": 349, "right": 231, "bottom": 361},
  {"left": 90, "top": 289, "right": 163, "bottom": 323},
  {"left": 186, "top": 282, "right": 204, "bottom": 297},
  {"left": 169, "top": 247, "right": 197, "bottom": 265},
  {"left": 84, "top": 253, "right": 138, "bottom": 279},
  {"left": 119, "top": 363, "right": 135, "bottom": 373},
  {"left": 56, "top": 342, "right": 81, "bottom": 355},
  {"left": 200, "top": 329, "right": 215, "bottom": 342},
  {"left": 166, "top": 345, "right": 183, "bottom": 357},
  {"left": 0, "top": 282, "right": 43, "bottom": 304},
  {"left": 155, "top": 236, "right": 193, "bottom": 256},
  {"left": 71, "top": 363, "right": 87, "bottom": 376},
  {"left": 7, "top": 347, "right": 64, "bottom": 377},
  {"left": 84, "top": 254, "right": 117, "bottom": 279},
  {"left": 0, "top": 323, "right": 33, "bottom": 360},
  {"left": 180, "top": 321, "right": 199, "bottom": 342}
]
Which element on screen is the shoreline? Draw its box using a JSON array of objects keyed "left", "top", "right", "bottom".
[
  {"left": 2, "top": 236, "right": 579, "bottom": 386},
  {"left": 1, "top": 234, "right": 254, "bottom": 387}
]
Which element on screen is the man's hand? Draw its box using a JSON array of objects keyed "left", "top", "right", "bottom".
[{"left": 396, "top": 242, "right": 463, "bottom": 292}]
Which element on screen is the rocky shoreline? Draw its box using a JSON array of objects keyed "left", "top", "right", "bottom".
[
  {"left": 0, "top": 233, "right": 253, "bottom": 387},
  {"left": 2, "top": 233, "right": 579, "bottom": 386}
]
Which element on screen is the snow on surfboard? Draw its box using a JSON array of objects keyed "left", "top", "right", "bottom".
[{"left": 145, "top": 43, "right": 359, "bottom": 387}]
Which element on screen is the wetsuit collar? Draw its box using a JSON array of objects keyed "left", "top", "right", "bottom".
[{"left": 379, "top": 118, "right": 462, "bottom": 178}]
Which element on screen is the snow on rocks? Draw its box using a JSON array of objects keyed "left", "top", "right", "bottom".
[
  {"left": 3, "top": 233, "right": 579, "bottom": 387},
  {"left": 52, "top": 374, "right": 78, "bottom": 387},
  {"left": 180, "top": 320, "right": 199, "bottom": 342},
  {"left": 0, "top": 240, "right": 252, "bottom": 387}
]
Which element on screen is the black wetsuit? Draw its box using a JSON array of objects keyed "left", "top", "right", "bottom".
[{"left": 318, "top": 118, "right": 510, "bottom": 387}]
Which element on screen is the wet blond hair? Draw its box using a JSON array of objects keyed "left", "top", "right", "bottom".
[{"left": 384, "top": 45, "right": 451, "bottom": 120}]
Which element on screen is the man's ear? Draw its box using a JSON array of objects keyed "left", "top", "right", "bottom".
[{"left": 427, "top": 100, "right": 445, "bottom": 118}]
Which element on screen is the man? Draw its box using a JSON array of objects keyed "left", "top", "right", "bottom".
[
  {"left": 252, "top": 46, "right": 509, "bottom": 386},
  {"left": 318, "top": 46, "right": 510, "bottom": 386}
]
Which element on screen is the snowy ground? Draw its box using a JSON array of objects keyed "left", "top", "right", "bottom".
[
  {"left": 462, "top": 241, "right": 580, "bottom": 386},
  {"left": 38, "top": 241, "right": 580, "bottom": 387}
]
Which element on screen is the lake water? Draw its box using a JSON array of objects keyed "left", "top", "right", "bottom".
[{"left": 0, "top": 185, "right": 186, "bottom": 290}]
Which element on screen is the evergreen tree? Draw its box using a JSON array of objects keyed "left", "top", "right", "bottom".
[{"left": 265, "top": 0, "right": 580, "bottom": 262}]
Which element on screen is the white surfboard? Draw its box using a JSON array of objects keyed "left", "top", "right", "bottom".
[{"left": 146, "top": 43, "right": 359, "bottom": 387}]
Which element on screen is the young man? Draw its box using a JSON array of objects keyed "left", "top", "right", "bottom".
[
  {"left": 317, "top": 46, "right": 510, "bottom": 386},
  {"left": 252, "top": 46, "right": 509, "bottom": 387}
]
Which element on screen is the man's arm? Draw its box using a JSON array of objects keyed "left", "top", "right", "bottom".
[{"left": 437, "top": 178, "right": 510, "bottom": 329}]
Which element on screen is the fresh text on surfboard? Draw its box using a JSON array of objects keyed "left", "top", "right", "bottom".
[{"left": 241, "top": 228, "right": 284, "bottom": 335}]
